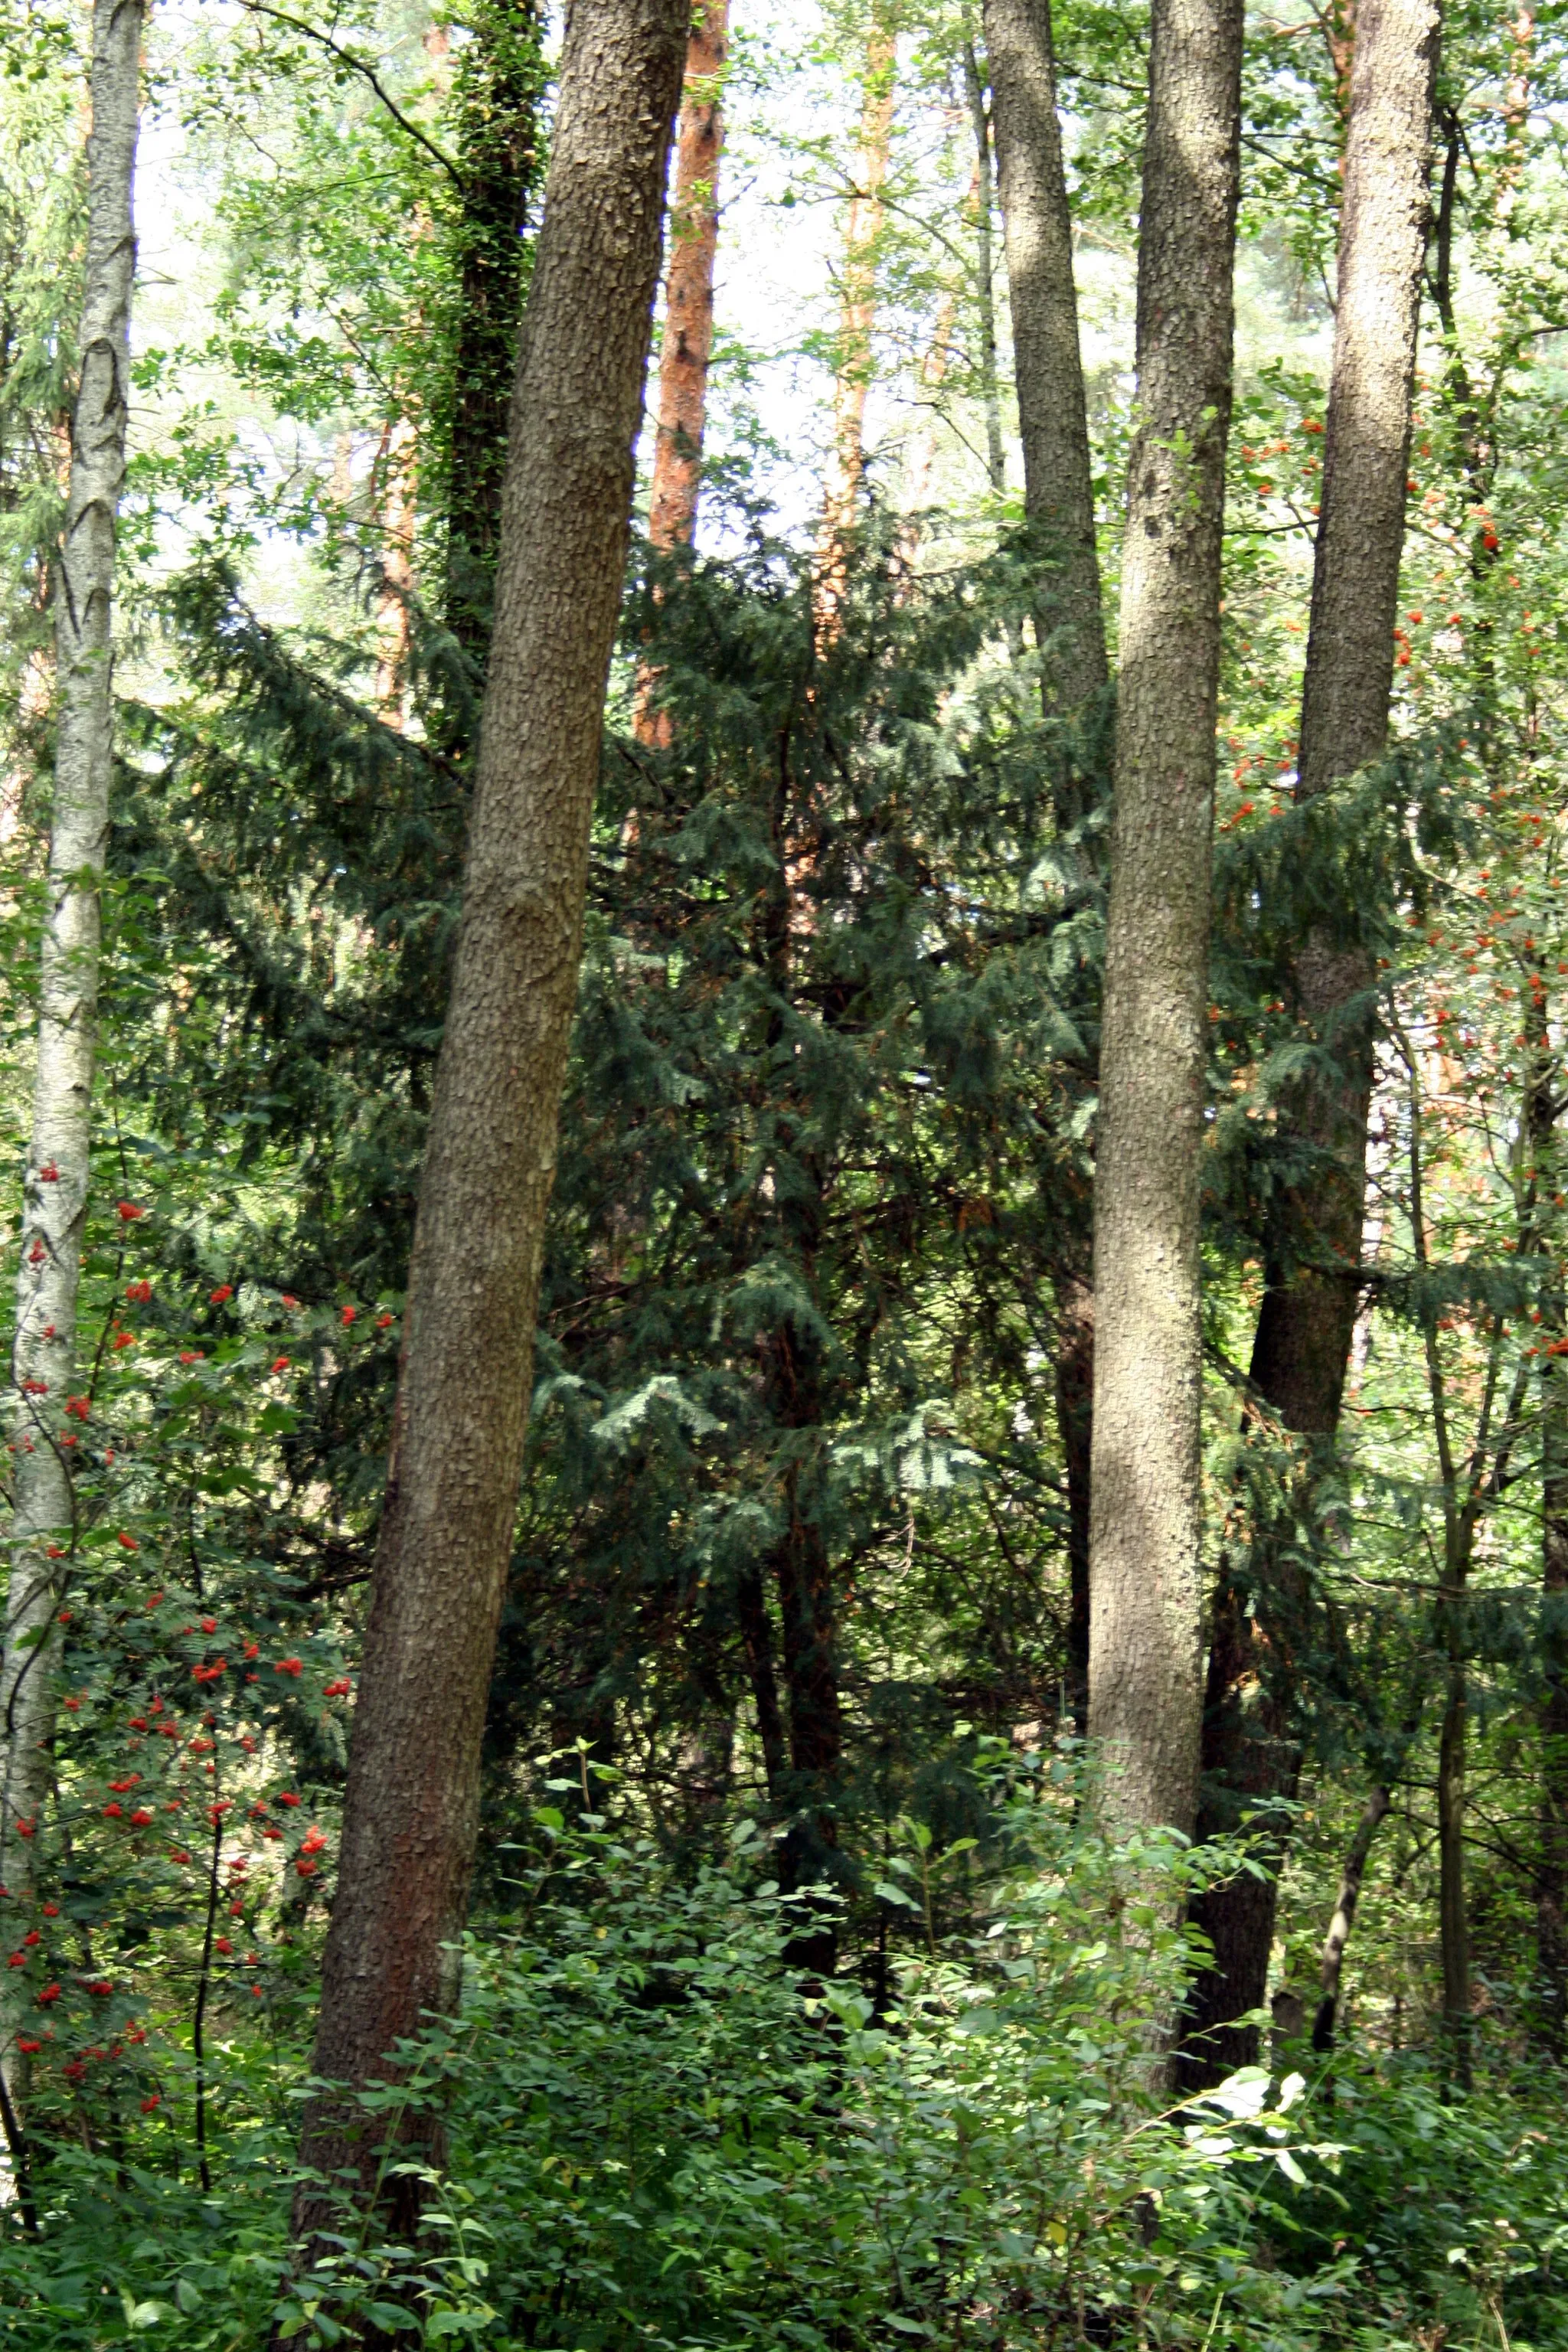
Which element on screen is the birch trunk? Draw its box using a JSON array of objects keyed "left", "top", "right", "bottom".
[
  {"left": 1086, "top": 0, "right": 1242, "bottom": 1840},
  {"left": 2, "top": 0, "right": 143, "bottom": 2125},
  {"left": 289, "top": 0, "right": 688, "bottom": 2250},
  {"left": 982, "top": 0, "right": 1105, "bottom": 712},
  {"left": 1184, "top": 0, "right": 1438, "bottom": 2073}
]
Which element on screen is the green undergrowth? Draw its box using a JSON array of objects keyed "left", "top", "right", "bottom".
[{"left": 3, "top": 1772, "right": 1566, "bottom": 2350}]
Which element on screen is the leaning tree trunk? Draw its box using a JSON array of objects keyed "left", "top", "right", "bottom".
[
  {"left": 1086, "top": 0, "right": 1243, "bottom": 1841},
  {"left": 645, "top": 0, "right": 728, "bottom": 550},
  {"left": 982, "top": 0, "right": 1105, "bottom": 715},
  {"left": 289, "top": 0, "right": 688, "bottom": 2253},
  {"left": 2, "top": 0, "right": 144, "bottom": 2141},
  {"left": 982, "top": 0, "right": 1106, "bottom": 1715},
  {"left": 1314, "top": 1781, "right": 1391, "bottom": 2052},
  {"left": 1182, "top": 0, "right": 1439, "bottom": 2079}
]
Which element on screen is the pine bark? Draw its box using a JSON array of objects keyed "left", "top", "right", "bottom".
[
  {"left": 982, "top": 0, "right": 1105, "bottom": 711},
  {"left": 290, "top": 0, "right": 688, "bottom": 2246},
  {"left": 818, "top": 11, "right": 897, "bottom": 599},
  {"left": 646, "top": 0, "right": 727, "bottom": 549},
  {"left": 2, "top": 0, "right": 143, "bottom": 2115},
  {"left": 1086, "top": 0, "right": 1243, "bottom": 1839},
  {"left": 1184, "top": 0, "right": 1438, "bottom": 2074}
]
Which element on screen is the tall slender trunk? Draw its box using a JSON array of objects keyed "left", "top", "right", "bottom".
[
  {"left": 1183, "top": 0, "right": 1439, "bottom": 2076},
  {"left": 1086, "top": 0, "right": 1243, "bottom": 1841},
  {"left": 1523, "top": 980, "right": 1568, "bottom": 2047},
  {"left": 444, "top": 0, "right": 545, "bottom": 668},
  {"left": 1539, "top": 1325, "right": 1568, "bottom": 2051},
  {"left": 373, "top": 413, "right": 416, "bottom": 728},
  {"left": 2, "top": 0, "right": 143, "bottom": 2131},
  {"left": 1054, "top": 1270, "right": 1092, "bottom": 1734},
  {"left": 634, "top": 0, "right": 729, "bottom": 747},
  {"left": 1314, "top": 1782, "right": 1391, "bottom": 2051},
  {"left": 289, "top": 0, "right": 688, "bottom": 2252},
  {"left": 818, "top": 9, "right": 898, "bottom": 603},
  {"left": 982, "top": 0, "right": 1105, "bottom": 713},
  {"left": 1436, "top": 1645, "right": 1471, "bottom": 2079},
  {"left": 960, "top": 38, "right": 1005, "bottom": 497},
  {"left": 646, "top": 0, "right": 728, "bottom": 550},
  {"left": 982, "top": 0, "right": 1106, "bottom": 1718}
]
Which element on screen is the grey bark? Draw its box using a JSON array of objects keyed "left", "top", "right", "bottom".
[
  {"left": 1086, "top": 0, "right": 1243, "bottom": 1840},
  {"left": 982, "top": 0, "right": 1106, "bottom": 710},
  {"left": 1184, "top": 0, "right": 1438, "bottom": 2072},
  {"left": 1312, "top": 1782, "right": 1390, "bottom": 2051},
  {"left": 2, "top": 0, "right": 143, "bottom": 2125},
  {"left": 982, "top": 0, "right": 1106, "bottom": 1720},
  {"left": 289, "top": 0, "right": 688, "bottom": 2249}
]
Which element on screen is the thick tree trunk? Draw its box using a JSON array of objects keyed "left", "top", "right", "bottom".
[
  {"left": 646, "top": 0, "right": 728, "bottom": 550},
  {"left": 982, "top": 0, "right": 1105, "bottom": 713},
  {"left": 1183, "top": 0, "right": 1438, "bottom": 2074},
  {"left": 289, "top": 0, "right": 688, "bottom": 2250},
  {"left": 2, "top": 0, "right": 143, "bottom": 2133},
  {"left": 444, "top": 0, "right": 544, "bottom": 665},
  {"left": 1086, "top": 0, "right": 1242, "bottom": 1841}
]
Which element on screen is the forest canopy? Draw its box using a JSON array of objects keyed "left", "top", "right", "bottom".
[{"left": 3, "top": 0, "right": 1568, "bottom": 2344}]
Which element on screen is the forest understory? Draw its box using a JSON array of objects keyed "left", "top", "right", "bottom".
[{"left": 2, "top": 0, "right": 1568, "bottom": 2343}]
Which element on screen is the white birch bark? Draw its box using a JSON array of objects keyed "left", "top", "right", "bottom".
[{"left": 2, "top": 0, "right": 144, "bottom": 2099}]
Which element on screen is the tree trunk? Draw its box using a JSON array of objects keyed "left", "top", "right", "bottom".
[
  {"left": 818, "top": 9, "right": 897, "bottom": 605},
  {"left": 2, "top": 0, "right": 143, "bottom": 2127},
  {"left": 646, "top": 0, "right": 728, "bottom": 550},
  {"left": 1054, "top": 1271, "right": 1093, "bottom": 1736},
  {"left": 983, "top": 0, "right": 1106, "bottom": 1688},
  {"left": 960, "top": 38, "right": 1005, "bottom": 498},
  {"left": 1086, "top": 0, "right": 1243, "bottom": 1841},
  {"left": 982, "top": 0, "right": 1105, "bottom": 713},
  {"left": 289, "top": 0, "right": 688, "bottom": 2252},
  {"left": 1522, "top": 978, "right": 1568, "bottom": 2050},
  {"left": 1314, "top": 1781, "right": 1390, "bottom": 2051},
  {"left": 1539, "top": 1347, "right": 1568, "bottom": 2050},
  {"left": 1437, "top": 1650, "right": 1472, "bottom": 2084},
  {"left": 1183, "top": 0, "right": 1438, "bottom": 2074},
  {"left": 444, "top": 0, "right": 545, "bottom": 666}
]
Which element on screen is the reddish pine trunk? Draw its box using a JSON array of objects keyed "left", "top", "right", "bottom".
[
  {"left": 818, "top": 11, "right": 898, "bottom": 616},
  {"left": 646, "top": 0, "right": 728, "bottom": 550}
]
